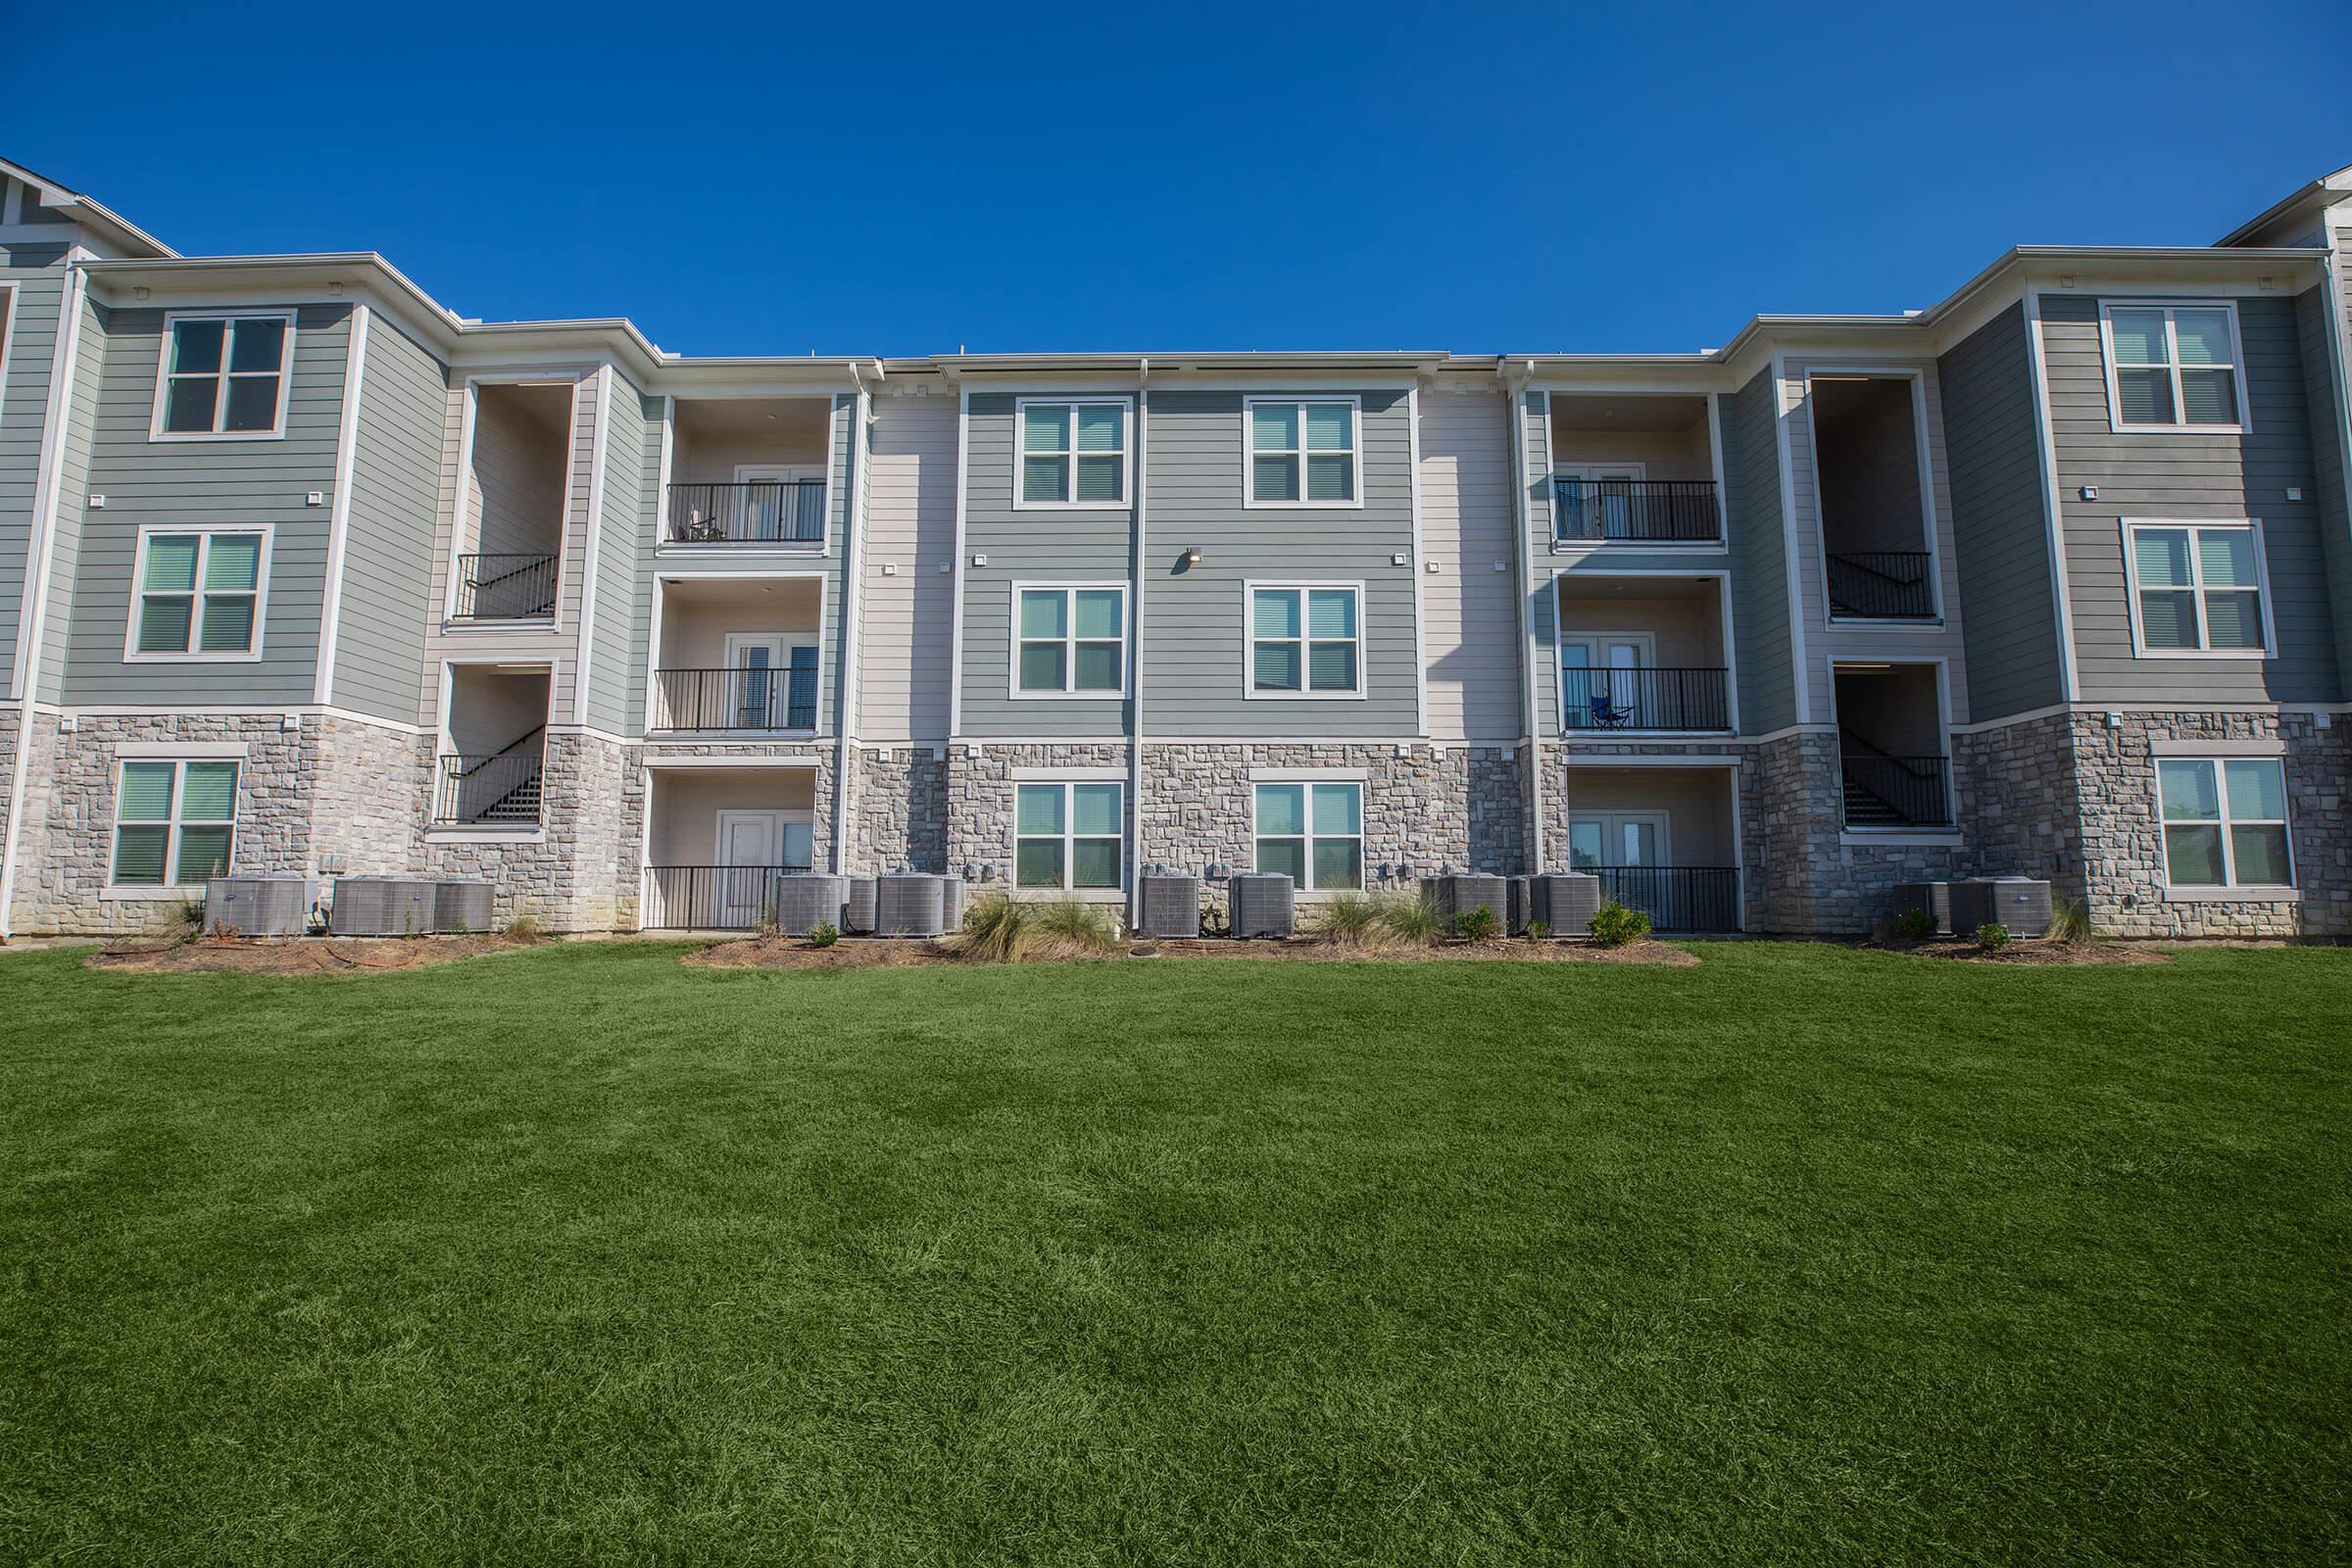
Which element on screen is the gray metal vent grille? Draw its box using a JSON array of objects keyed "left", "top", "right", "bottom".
[
  {"left": 1949, "top": 878, "right": 2051, "bottom": 937},
  {"left": 204, "top": 877, "right": 312, "bottom": 936},
  {"left": 941, "top": 877, "right": 966, "bottom": 936},
  {"left": 1529, "top": 873, "right": 1602, "bottom": 935},
  {"left": 432, "top": 882, "right": 494, "bottom": 934},
  {"left": 1889, "top": 882, "right": 1954, "bottom": 936},
  {"left": 1229, "top": 873, "right": 1295, "bottom": 939},
  {"left": 331, "top": 878, "right": 435, "bottom": 937},
  {"left": 1138, "top": 874, "right": 1201, "bottom": 938},
  {"left": 843, "top": 877, "right": 879, "bottom": 934}
]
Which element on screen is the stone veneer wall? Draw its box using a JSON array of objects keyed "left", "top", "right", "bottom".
[
  {"left": 945, "top": 742, "right": 1132, "bottom": 896},
  {"left": 1953, "top": 710, "right": 2083, "bottom": 898},
  {"left": 847, "top": 747, "right": 950, "bottom": 874},
  {"left": 1747, "top": 731, "right": 1975, "bottom": 935},
  {"left": 2072, "top": 710, "right": 2351, "bottom": 938},
  {"left": 0, "top": 710, "right": 17, "bottom": 869}
]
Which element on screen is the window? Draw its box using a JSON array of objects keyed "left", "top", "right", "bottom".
[
  {"left": 1249, "top": 585, "right": 1360, "bottom": 696},
  {"left": 2158, "top": 757, "right": 2292, "bottom": 890},
  {"left": 1017, "top": 400, "right": 1127, "bottom": 506},
  {"left": 2102, "top": 304, "right": 2246, "bottom": 432},
  {"left": 153, "top": 314, "right": 294, "bottom": 438},
  {"left": 2124, "top": 521, "right": 2270, "bottom": 657},
  {"left": 111, "top": 759, "right": 238, "bottom": 887},
  {"left": 1014, "top": 586, "right": 1125, "bottom": 695},
  {"left": 128, "top": 529, "right": 267, "bottom": 659},
  {"left": 1253, "top": 782, "right": 1362, "bottom": 890},
  {"left": 1247, "top": 398, "right": 1357, "bottom": 505},
  {"left": 1014, "top": 782, "right": 1123, "bottom": 891}
]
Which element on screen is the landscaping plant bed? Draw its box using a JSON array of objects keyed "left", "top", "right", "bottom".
[
  {"left": 86, "top": 933, "right": 542, "bottom": 976},
  {"left": 1876, "top": 937, "right": 2170, "bottom": 966},
  {"left": 683, "top": 933, "right": 1697, "bottom": 968}
]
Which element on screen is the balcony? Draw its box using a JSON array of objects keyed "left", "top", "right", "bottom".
[
  {"left": 1557, "top": 572, "right": 1733, "bottom": 733},
  {"left": 663, "top": 396, "right": 831, "bottom": 549},
  {"left": 1552, "top": 478, "right": 1721, "bottom": 543},
  {"left": 1564, "top": 763, "right": 1741, "bottom": 931},
  {"left": 650, "top": 576, "right": 823, "bottom": 734},
  {"left": 1548, "top": 393, "right": 1721, "bottom": 546},
  {"left": 641, "top": 764, "right": 817, "bottom": 929},
  {"left": 1834, "top": 662, "right": 1952, "bottom": 829},
  {"left": 453, "top": 553, "right": 559, "bottom": 621}
]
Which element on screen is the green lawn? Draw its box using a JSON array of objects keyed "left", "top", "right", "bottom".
[{"left": 1, "top": 943, "right": 2346, "bottom": 1566}]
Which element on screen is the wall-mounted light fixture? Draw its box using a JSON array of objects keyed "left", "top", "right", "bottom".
[{"left": 1184, "top": 548, "right": 1202, "bottom": 566}]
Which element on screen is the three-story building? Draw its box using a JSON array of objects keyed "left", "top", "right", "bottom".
[{"left": 3, "top": 155, "right": 2348, "bottom": 939}]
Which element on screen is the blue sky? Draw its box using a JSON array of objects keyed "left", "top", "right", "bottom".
[{"left": 6, "top": 0, "right": 2349, "bottom": 358}]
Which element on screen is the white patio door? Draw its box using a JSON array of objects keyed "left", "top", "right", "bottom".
[
  {"left": 714, "top": 809, "right": 786, "bottom": 925},
  {"left": 1562, "top": 634, "right": 1653, "bottom": 725},
  {"left": 1567, "top": 811, "right": 1670, "bottom": 869},
  {"left": 1555, "top": 465, "right": 1645, "bottom": 538},
  {"left": 733, "top": 464, "right": 823, "bottom": 541}
]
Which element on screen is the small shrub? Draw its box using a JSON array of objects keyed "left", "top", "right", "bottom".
[
  {"left": 1453, "top": 905, "right": 1500, "bottom": 943},
  {"left": 1375, "top": 891, "right": 1448, "bottom": 947},
  {"left": 2048, "top": 896, "right": 2094, "bottom": 945},
  {"left": 808, "top": 922, "right": 840, "bottom": 949},
  {"left": 1892, "top": 906, "right": 1936, "bottom": 942},
  {"left": 1975, "top": 921, "right": 2012, "bottom": 953},
  {"left": 956, "top": 894, "right": 1028, "bottom": 962},
  {"left": 504, "top": 912, "right": 539, "bottom": 941},
  {"left": 1588, "top": 900, "right": 1651, "bottom": 949},
  {"left": 1526, "top": 920, "right": 1549, "bottom": 943},
  {"left": 1312, "top": 892, "right": 1383, "bottom": 946},
  {"left": 165, "top": 898, "right": 206, "bottom": 945}
]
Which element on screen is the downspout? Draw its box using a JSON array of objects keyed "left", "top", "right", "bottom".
[
  {"left": 834, "top": 362, "right": 878, "bottom": 874},
  {"left": 0, "top": 255, "right": 90, "bottom": 940},
  {"left": 1504, "top": 360, "right": 1546, "bottom": 874},
  {"left": 1128, "top": 358, "right": 1149, "bottom": 932}
]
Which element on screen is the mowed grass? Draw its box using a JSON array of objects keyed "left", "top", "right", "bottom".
[{"left": 1, "top": 943, "right": 2347, "bottom": 1566}]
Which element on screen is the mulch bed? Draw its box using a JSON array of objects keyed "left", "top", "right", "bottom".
[
  {"left": 1875, "top": 937, "right": 2170, "bottom": 966},
  {"left": 87, "top": 934, "right": 543, "bottom": 976},
  {"left": 682, "top": 934, "right": 1698, "bottom": 970}
]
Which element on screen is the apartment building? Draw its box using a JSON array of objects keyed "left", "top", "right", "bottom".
[{"left": 2, "top": 155, "right": 2349, "bottom": 940}]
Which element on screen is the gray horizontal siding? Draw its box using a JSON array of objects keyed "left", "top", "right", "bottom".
[
  {"left": 330, "top": 315, "right": 446, "bottom": 724},
  {"left": 1143, "top": 388, "right": 1416, "bottom": 737},
  {"left": 1937, "top": 303, "right": 2062, "bottom": 717},
  {"left": 35, "top": 294, "right": 108, "bottom": 702},
  {"left": 2042, "top": 292, "right": 2338, "bottom": 704},
  {"left": 1522, "top": 393, "right": 1555, "bottom": 735},
  {"left": 0, "top": 263, "right": 65, "bottom": 693},
  {"left": 962, "top": 390, "right": 1134, "bottom": 737},
  {"left": 1726, "top": 373, "right": 1794, "bottom": 733},
  {"left": 2297, "top": 277, "right": 2352, "bottom": 695},
  {"left": 583, "top": 377, "right": 654, "bottom": 736},
  {"left": 56, "top": 303, "right": 350, "bottom": 705}
]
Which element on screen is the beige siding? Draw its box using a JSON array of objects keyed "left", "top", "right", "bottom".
[
  {"left": 1417, "top": 390, "right": 1520, "bottom": 740},
  {"left": 858, "top": 391, "right": 956, "bottom": 742}
]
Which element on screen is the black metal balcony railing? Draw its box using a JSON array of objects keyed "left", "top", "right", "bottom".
[
  {"left": 1552, "top": 478, "right": 1721, "bottom": 542},
  {"left": 642, "top": 863, "right": 816, "bottom": 930},
  {"left": 652, "top": 666, "right": 819, "bottom": 731},
  {"left": 432, "top": 744, "right": 545, "bottom": 826},
  {"left": 665, "top": 481, "right": 827, "bottom": 544},
  {"left": 1560, "top": 666, "right": 1730, "bottom": 731},
  {"left": 1838, "top": 737, "right": 1952, "bottom": 828},
  {"left": 1587, "top": 866, "right": 1741, "bottom": 932},
  {"left": 1826, "top": 551, "right": 1936, "bottom": 619},
  {"left": 453, "top": 553, "right": 559, "bottom": 620}
]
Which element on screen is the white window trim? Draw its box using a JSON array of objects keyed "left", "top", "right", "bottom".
[
  {"left": 1251, "top": 779, "right": 1364, "bottom": 891},
  {"left": 148, "top": 310, "right": 298, "bottom": 442},
  {"left": 1010, "top": 397, "right": 1133, "bottom": 511},
  {"left": 1243, "top": 395, "right": 1364, "bottom": 510},
  {"left": 2120, "top": 517, "right": 2276, "bottom": 661},
  {"left": 1013, "top": 780, "right": 1126, "bottom": 893},
  {"left": 1007, "top": 581, "right": 1130, "bottom": 699},
  {"left": 2097, "top": 300, "right": 2251, "bottom": 436},
  {"left": 105, "top": 757, "right": 239, "bottom": 893},
  {"left": 122, "top": 524, "right": 274, "bottom": 663},
  {"left": 2152, "top": 754, "right": 2294, "bottom": 896},
  {"left": 1242, "top": 580, "right": 1366, "bottom": 701}
]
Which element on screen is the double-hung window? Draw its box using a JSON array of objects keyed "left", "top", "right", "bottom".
[
  {"left": 129, "top": 528, "right": 268, "bottom": 659},
  {"left": 2124, "top": 520, "right": 2270, "bottom": 656},
  {"left": 2158, "top": 757, "right": 2292, "bottom": 891},
  {"left": 154, "top": 314, "right": 294, "bottom": 438},
  {"left": 1015, "top": 586, "right": 1125, "bottom": 694},
  {"left": 1018, "top": 400, "right": 1127, "bottom": 506},
  {"left": 1253, "top": 782, "right": 1362, "bottom": 890},
  {"left": 1014, "top": 782, "right": 1123, "bottom": 890},
  {"left": 112, "top": 759, "right": 239, "bottom": 888},
  {"left": 1249, "top": 585, "right": 1360, "bottom": 696},
  {"left": 1247, "top": 398, "right": 1357, "bottom": 505},
  {"left": 2102, "top": 304, "right": 2246, "bottom": 432}
]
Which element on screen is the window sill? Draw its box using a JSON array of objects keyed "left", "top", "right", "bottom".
[
  {"left": 101, "top": 884, "right": 212, "bottom": 902},
  {"left": 443, "top": 617, "right": 559, "bottom": 632},
  {"left": 1839, "top": 829, "right": 1962, "bottom": 847},
  {"left": 147, "top": 428, "right": 290, "bottom": 444},
  {"left": 1825, "top": 615, "right": 1944, "bottom": 630},
  {"left": 1551, "top": 537, "right": 1728, "bottom": 552},
  {"left": 423, "top": 824, "right": 545, "bottom": 842},
  {"left": 1005, "top": 887, "right": 1126, "bottom": 905},
  {"left": 2108, "top": 422, "right": 2246, "bottom": 437},
  {"left": 2160, "top": 884, "right": 2299, "bottom": 904}
]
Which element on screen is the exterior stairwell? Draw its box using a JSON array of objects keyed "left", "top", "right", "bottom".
[
  {"left": 434, "top": 726, "right": 547, "bottom": 825},
  {"left": 1838, "top": 729, "right": 1951, "bottom": 829}
]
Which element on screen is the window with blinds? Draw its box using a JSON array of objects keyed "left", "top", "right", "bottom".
[
  {"left": 1246, "top": 398, "right": 1358, "bottom": 505},
  {"left": 2102, "top": 304, "right": 2246, "bottom": 431},
  {"left": 1016, "top": 400, "right": 1128, "bottom": 506},
  {"left": 2125, "top": 521, "right": 2270, "bottom": 656},
  {"left": 1250, "top": 585, "right": 1361, "bottom": 696},
  {"left": 128, "top": 529, "right": 267, "bottom": 659},
  {"left": 111, "top": 760, "right": 239, "bottom": 887}
]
